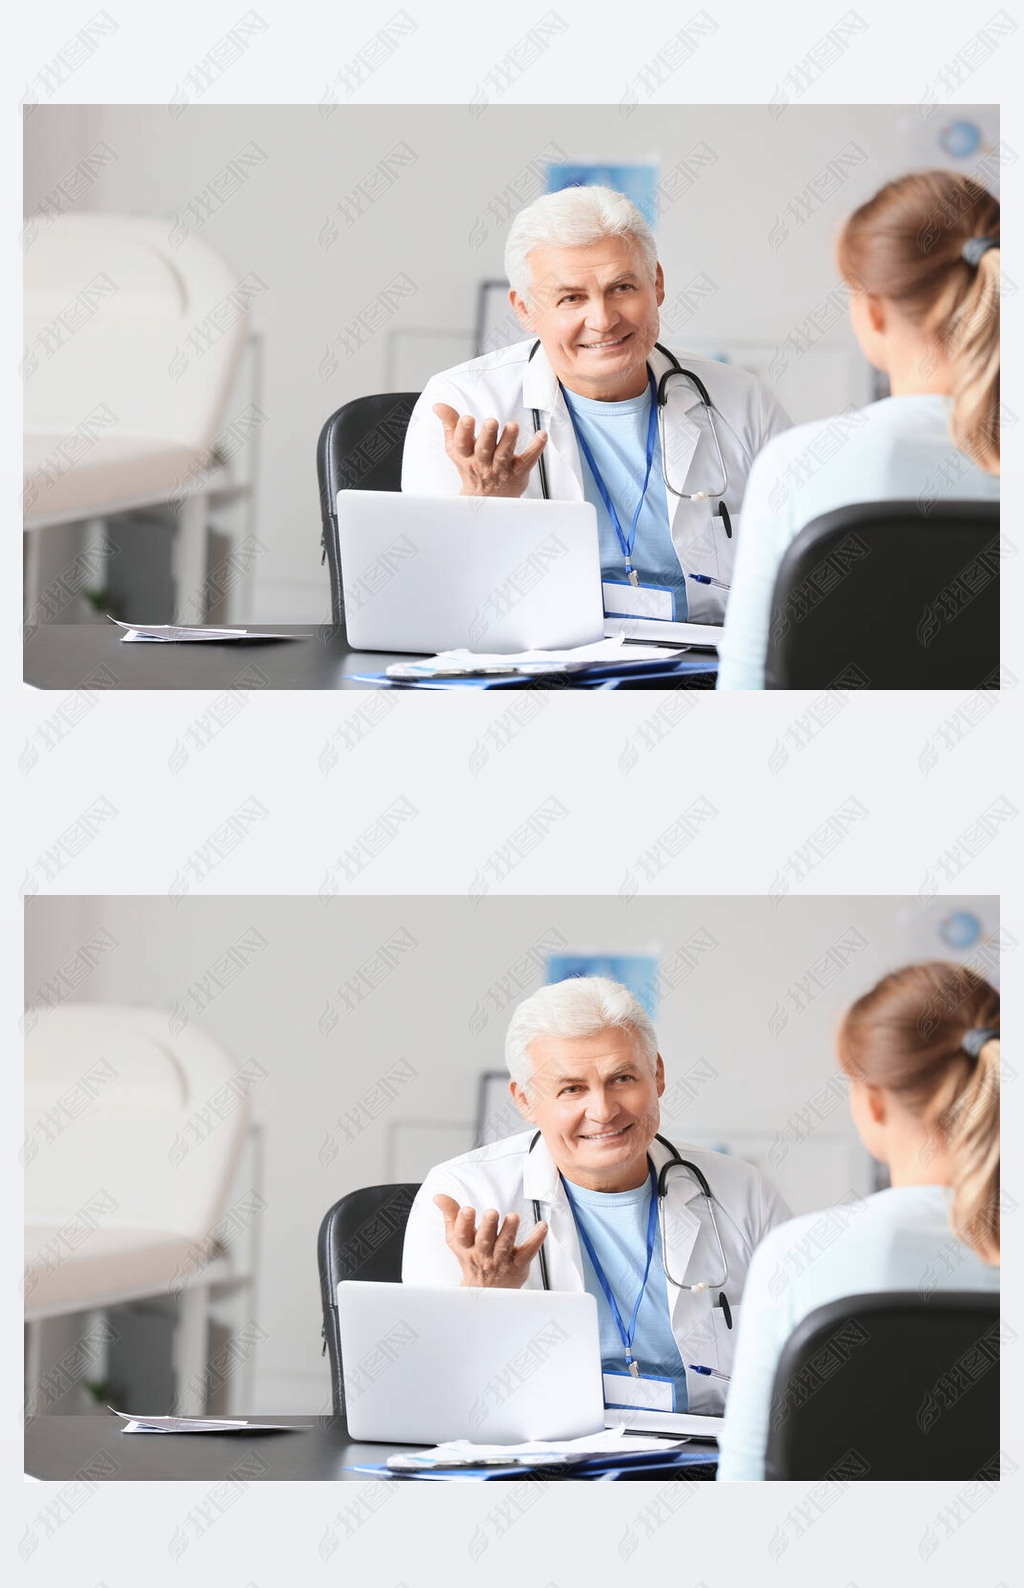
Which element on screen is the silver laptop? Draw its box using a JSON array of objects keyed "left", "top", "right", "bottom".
[
  {"left": 338, "top": 1281, "right": 605, "bottom": 1445},
  {"left": 337, "top": 491, "right": 605, "bottom": 654}
]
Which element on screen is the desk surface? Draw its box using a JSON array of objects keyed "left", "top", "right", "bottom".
[
  {"left": 23, "top": 625, "right": 717, "bottom": 691},
  {"left": 23, "top": 624, "right": 410, "bottom": 691},
  {"left": 25, "top": 1413, "right": 415, "bottom": 1481},
  {"left": 24, "top": 1414, "right": 717, "bottom": 1481}
]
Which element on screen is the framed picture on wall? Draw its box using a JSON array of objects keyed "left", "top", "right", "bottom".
[
  {"left": 475, "top": 1070, "right": 522, "bottom": 1147},
  {"left": 475, "top": 280, "right": 522, "bottom": 357}
]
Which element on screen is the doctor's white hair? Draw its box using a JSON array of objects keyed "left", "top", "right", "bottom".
[
  {"left": 505, "top": 976, "right": 659, "bottom": 1096},
  {"left": 504, "top": 185, "right": 659, "bottom": 306}
]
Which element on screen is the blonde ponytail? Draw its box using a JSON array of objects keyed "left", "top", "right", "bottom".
[
  {"left": 945, "top": 1036, "right": 1001, "bottom": 1262},
  {"left": 944, "top": 245, "right": 1000, "bottom": 474}
]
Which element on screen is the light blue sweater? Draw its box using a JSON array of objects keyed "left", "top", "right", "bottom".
[
  {"left": 716, "top": 395, "right": 1000, "bottom": 689},
  {"left": 716, "top": 1185, "right": 1000, "bottom": 1480}
]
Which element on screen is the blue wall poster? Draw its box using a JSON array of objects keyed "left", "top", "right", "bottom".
[
  {"left": 546, "top": 953, "right": 660, "bottom": 1018},
  {"left": 545, "top": 163, "right": 660, "bottom": 229}
]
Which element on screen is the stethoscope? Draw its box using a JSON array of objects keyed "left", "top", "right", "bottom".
[
  {"left": 527, "top": 1129, "right": 732, "bottom": 1326},
  {"left": 528, "top": 339, "right": 732, "bottom": 537}
]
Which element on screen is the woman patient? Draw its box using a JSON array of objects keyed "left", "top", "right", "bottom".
[
  {"left": 717, "top": 961, "right": 1000, "bottom": 1480},
  {"left": 717, "top": 171, "right": 1000, "bottom": 689}
]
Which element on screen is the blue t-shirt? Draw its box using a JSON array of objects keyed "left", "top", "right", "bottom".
[
  {"left": 563, "top": 1172, "right": 689, "bottom": 1411},
  {"left": 562, "top": 384, "right": 687, "bottom": 619}
]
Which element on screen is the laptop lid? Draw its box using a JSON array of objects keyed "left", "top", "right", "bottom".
[
  {"left": 338, "top": 1281, "right": 605, "bottom": 1445},
  {"left": 337, "top": 491, "right": 604, "bottom": 654}
]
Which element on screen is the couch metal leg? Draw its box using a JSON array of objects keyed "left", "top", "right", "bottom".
[
  {"left": 173, "top": 494, "right": 208, "bottom": 623},
  {"left": 174, "top": 1286, "right": 209, "bottom": 1415}
]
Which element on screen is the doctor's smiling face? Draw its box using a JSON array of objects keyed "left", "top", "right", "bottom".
[
  {"left": 509, "top": 235, "right": 665, "bottom": 403},
  {"left": 510, "top": 1025, "right": 665, "bottom": 1192}
]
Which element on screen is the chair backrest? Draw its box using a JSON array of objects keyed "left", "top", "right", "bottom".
[
  {"left": 316, "top": 393, "right": 419, "bottom": 624},
  {"left": 764, "top": 500, "right": 1000, "bottom": 689},
  {"left": 317, "top": 1183, "right": 420, "bottom": 1414},
  {"left": 764, "top": 1290, "right": 1000, "bottom": 1480}
]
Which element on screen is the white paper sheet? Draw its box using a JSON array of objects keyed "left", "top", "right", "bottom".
[
  {"left": 110, "top": 1408, "right": 306, "bottom": 1433},
  {"left": 107, "top": 618, "right": 296, "bottom": 643}
]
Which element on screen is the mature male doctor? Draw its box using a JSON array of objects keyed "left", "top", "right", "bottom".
[
  {"left": 402, "top": 978, "right": 791, "bottom": 1414},
  {"left": 401, "top": 185, "right": 792, "bottom": 624}
]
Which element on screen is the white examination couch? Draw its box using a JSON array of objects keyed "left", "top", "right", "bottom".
[
  {"left": 25, "top": 1004, "right": 255, "bottom": 1415},
  {"left": 24, "top": 214, "right": 254, "bottom": 622}
]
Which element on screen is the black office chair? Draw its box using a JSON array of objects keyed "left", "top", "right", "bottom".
[
  {"left": 764, "top": 500, "right": 1000, "bottom": 689},
  {"left": 764, "top": 1291, "right": 1000, "bottom": 1480},
  {"left": 317, "top": 393, "right": 420, "bottom": 625},
  {"left": 317, "top": 1182, "right": 420, "bottom": 1415}
]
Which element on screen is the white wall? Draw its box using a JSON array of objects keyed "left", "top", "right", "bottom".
[
  {"left": 23, "top": 894, "right": 998, "bottom": 1411},
  {"left": 23, "top": 103, "right": 996, "bottom": 621}
]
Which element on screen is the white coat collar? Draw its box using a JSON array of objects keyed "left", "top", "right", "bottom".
[
  {"left": 520, "top": 339, "right": 560, "bottom": 414},
  {"left": 517, "top": 340, "right": 582, "bottom": 496}
]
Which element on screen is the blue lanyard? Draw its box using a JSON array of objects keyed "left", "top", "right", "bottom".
[
  {"left": 562, "top": 1159, "right": 659, "bottom": 1377},
  {"left": 563, "top": 368, "right": 658, "bottom": 586}
]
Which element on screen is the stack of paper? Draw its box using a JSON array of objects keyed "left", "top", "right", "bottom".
[
  {"left": 386, "top": 636, "right": 686, "bottom": 681},
  {"left": 385, "top": 1425, "right": 687, "bottom": 1471}
]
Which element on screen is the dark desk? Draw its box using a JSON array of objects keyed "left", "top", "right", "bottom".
[
  {"left": 23, "top": 624, "right": 408, "bottom": 691},
  {"left": 25, "top": 1413, "right": 417, "bottom": 1481},
  {"left": 24, "top": 1414, "right": 717, "bottom": 1481},
  {"left": 23, "top": 624, "right": 717, "bottom": 691}
]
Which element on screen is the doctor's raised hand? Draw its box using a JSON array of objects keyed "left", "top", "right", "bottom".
[
  {"left": 433, "top": 1194, "right": 548, "bottom": 1287},
  {"left": 432, "top": 404, "right": 548, "bottom": 498}
]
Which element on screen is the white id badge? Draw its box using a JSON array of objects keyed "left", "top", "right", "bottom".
[
  {"left": 603, "top": 1371, "right": 676, "bottom": 1412},
  {"left": 602, "top": 581, "right": 675, "bottom": 621}
]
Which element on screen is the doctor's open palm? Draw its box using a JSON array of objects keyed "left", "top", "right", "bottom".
[
  {"left": 432, "top": 404, "right": 548, "bottom": 498},
  {"left": 433, "top": 1194, "right": 548, "bottom": 1287}
]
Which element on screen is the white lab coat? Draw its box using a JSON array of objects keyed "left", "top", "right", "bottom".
[
  {"left": 402, "top": 1129, "right": 792, "bottom": 1414},
  {"left": 401, "top": 339, "right": 793, "bottom": 623}
]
